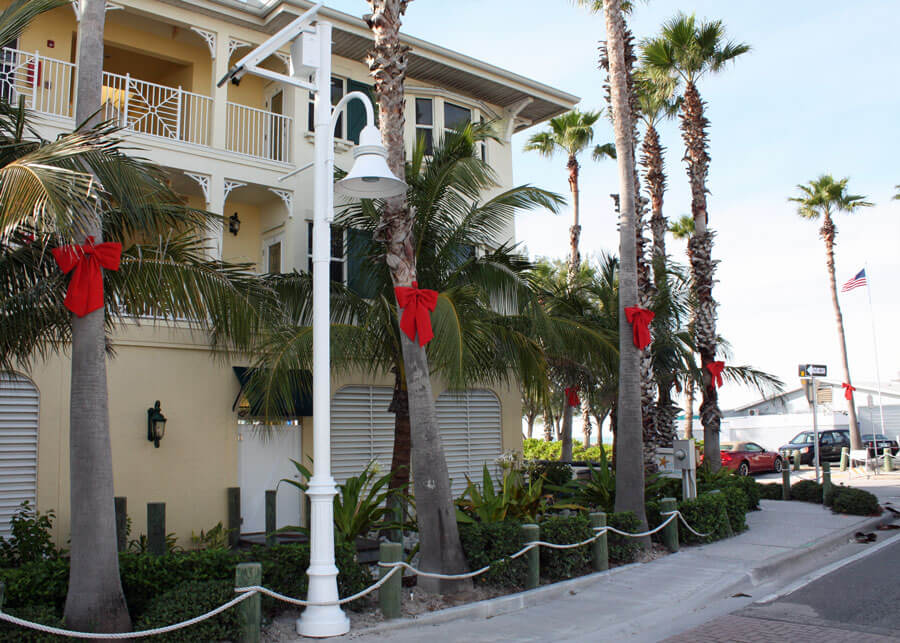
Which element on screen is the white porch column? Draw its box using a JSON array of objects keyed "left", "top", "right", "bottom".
[
  {"left": 207, "top": 174, "right": 225, "bottom": 260},
  {"left": 211, "top": 33, "right": 230, "bottom": 152}
]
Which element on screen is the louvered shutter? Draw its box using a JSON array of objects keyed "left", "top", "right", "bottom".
[
  {"left": 0, "top": 374, "right": 38, "bottom": 537},
  {"left": 331, "top": 386, "right": 395, "bottom": 484},
  {"left": 437, "top": 390, "right": 502, "bottom": 495}
]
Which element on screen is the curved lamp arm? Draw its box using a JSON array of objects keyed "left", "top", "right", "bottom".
[{"left": 330, "top": 91, "right": 375, "bottom": 130}]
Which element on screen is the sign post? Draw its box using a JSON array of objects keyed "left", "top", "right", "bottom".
[{"left": 799, "top": 364, "right": 827, "bottom": 483}]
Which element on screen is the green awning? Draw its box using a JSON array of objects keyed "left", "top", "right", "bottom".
[{"left": 232, "top": 366, "right": 313, "bottom": 419}]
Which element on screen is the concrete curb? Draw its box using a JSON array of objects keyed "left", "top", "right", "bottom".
[{"left": 748, "top": 511, "right": 894, "bottom": 585}]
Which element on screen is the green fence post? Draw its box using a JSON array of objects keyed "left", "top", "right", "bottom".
[
  {"left": 884, "top": 448, "right": 893, "bottom": 472},
  {"left": 379, "top": 542, "right": 402, "bottom": 620},
  {"left": 822, "top": 461, "right": 832, "bottom": 503},
  {"left": 235, "top": 562, "right": 261, "bottom": 643},
  {"left": 840, "top": 447, "right": 849, "bottom": 471},
  {"left": 522, "top": 523, "right": 540, "bottom": 590},
  {"left": 114, "top": 496, "right": 127, "bottom": 553},
  {"left": 227, "top": 487, "right": 241, "bottom": 549},
  {"left": 265, "top": 490, "right": 276, "bottom": 547},
  {"left": 781, "top": 464, "right": 791, "bottom": 500},
  {"left": 147, "top": 502, "right": 166, "bottom": 556},
  {"left": 792, "top": 450, "right": 801, "bottom": 472},
  {"left": 661, "top": 498, "right": 679, "bottom": 552},
  {"left": 589, "top": 511, "right": 608, "bottom": 572}
]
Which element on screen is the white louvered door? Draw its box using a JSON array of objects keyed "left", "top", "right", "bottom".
[
  {"left": 331, "top": 386, "right": 395, "bottom": 484},
  {"left": 437, "top": 389, "right": 503, "bottom": 495},
  {"left": 0, "top": 373, "right": 38, "bottom": 537}
]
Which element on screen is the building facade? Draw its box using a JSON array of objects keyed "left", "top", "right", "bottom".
[{"left": 0, "top": 0, "right": 577, "bottom": 544}]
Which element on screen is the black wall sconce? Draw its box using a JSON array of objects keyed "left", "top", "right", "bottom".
[
  {"left": 147, "top": 400, "right": 167, "bottom": 448},
  {"left": 229, "top": 212, "right": 241, "bottom": 236}
]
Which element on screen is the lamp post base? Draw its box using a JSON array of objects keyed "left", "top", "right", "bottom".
[{"left": 296, "top": 606, "right": 350, "bottom": 638}]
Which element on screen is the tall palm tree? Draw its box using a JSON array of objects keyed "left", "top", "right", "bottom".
[
  {"left": 524, "top": 111, "right": 615, "bottom": 461},
  {"left": 789, "top": 175, "right": 873, "bottom": 451},
  {"left": 642, "top": 13, "right": 749, "bottom": 470},
  {"left": 593, "top": 0, "right": 649, "bottom": 539}
]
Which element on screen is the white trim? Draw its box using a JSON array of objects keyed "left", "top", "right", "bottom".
[
  {"left": 190, "top": 27, "right": 217, "bottom": 58},
  {"left": 185, "top": 172, "right": 210, "bottom": 204},
  {"left": 223, "top": 179, "right": 246, "bottom": 201},
  {"left": 268, "top": 188, "right": 292, "bottom": 214}
]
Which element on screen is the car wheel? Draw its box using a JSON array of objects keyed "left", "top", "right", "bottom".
[
  {"left": 738, "top": 461, "right": 750, "bottom": 477},
  {"left": 774, "top": 457, "right": 783, "bottom": 473}
]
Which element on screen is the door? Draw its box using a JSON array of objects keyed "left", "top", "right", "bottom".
[
  {"left": 266, "top": 89, "right": 284, "bottom": 162},
  {"left": 237, "top": 423, "right": 303, "bottom": 534},
  {"left": 743, "top": 443, "right": 765, "bottom": 472},
  {"left": 0, "top": 373, "right": 38, "bottom": 538},
  {"left": 819, "top": 432, "right": 836, "bottom": 461}
]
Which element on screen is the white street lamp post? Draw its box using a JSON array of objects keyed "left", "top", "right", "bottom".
[{"left": 219, "top": 6, "right": 406, "bottom": 638}]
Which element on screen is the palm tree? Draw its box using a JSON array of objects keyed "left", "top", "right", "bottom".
[
  {"left": 524, "top": 111, "right": 615, "bottom": 461},
  {"left": 642, "top": 13, "right": 749, "bottom": 470},
  {"left": 789, "top": 175, "right": 873, "bottom": 451},
  {"left": 668, "top": 214, "right": 695, "bottom": 438}
]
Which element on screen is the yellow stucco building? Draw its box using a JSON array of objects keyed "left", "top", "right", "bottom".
[{"left": 0, "top": 0, "right": 577, "bottom": 546}]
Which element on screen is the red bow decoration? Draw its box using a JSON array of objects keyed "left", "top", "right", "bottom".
[
  {"left": 52, "top": 237, "right": 121, "bottom": 317},
  {"left": 394, "top": 281, "right": 438, "bottom": 346},
  {"left": 842, "top": 382, "right": 856, "bottom": 401},
  {"left": 624, "top": 306, "right": 655, "bottom": 350},
  {"left": 564, "top": 387, "right": 580, "bottom": 407},
  {"left": 706, "top": 361, "right": 726, "bottom": 389}
]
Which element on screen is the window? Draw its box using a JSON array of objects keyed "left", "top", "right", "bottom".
[
  {"left": 308, "top": 76, "right": 346, "bottom": 139},
  {"left": 821, "top": 433, "right": 835, "bottom": 445},
  {"left": 307, "top": 222, "right": 345, "bottom": 283},
  {"left": 347, "top": 80, "right": 376, "bottom": 144},
  {"left": 415, "top": 98, "right": 433, "bottom": 155},
  {"left": 443, "top": 102, "right": 471, "bottom": 134}
]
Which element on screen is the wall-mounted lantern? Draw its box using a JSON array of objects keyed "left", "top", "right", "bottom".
[
  {"left": 229, "top": 212, "right": 241, "bottom": 236},
  {"left": 147, "top": 400, "right": 167, "bottom": 448}
]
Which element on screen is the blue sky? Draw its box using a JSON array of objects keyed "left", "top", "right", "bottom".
[{"left": 325, "top": 1, "right": 900, "bottom": 409}]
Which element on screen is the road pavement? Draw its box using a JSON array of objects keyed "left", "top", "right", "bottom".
[{"left": 666, "top": 532, "right": 900, "bottom": 642}]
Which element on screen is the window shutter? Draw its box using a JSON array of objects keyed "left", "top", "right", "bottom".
[
  {"left": 331, "top": 386, "right": 395, "bottom": 484},
  {"left": 0, "top": 374, "right": 38, "bottom": 537},
  {"left": 347, "top": 80, "right": 376, "bottom": 144},
  {"left": 437, "top": 389, "right": 502, "bottom": 495}
]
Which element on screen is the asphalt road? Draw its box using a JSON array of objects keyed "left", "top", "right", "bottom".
[{"left": 667, "top": 533, "right": 900, "bottom": 642}]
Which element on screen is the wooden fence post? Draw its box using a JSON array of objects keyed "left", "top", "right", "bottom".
[
  {"left": 114, "top": 496, "right": 127, "bottom": 552},
  {"left": 265, "top": 490, "right": 276, "bottom": 547},
  {"left": 379, "top": 542, "right": 402, "bottom": 620},
  {"left": 235, "top": 562, "right": 261, "bottom": 643},
  {"left": 661, "top": 498, "right": 679, "bottom": 552},
  {"left": 589, "top": 511, "right": 608, "bottom": 572},
  {"left": 522, "top": 523, "right": 539, "bottom": 590},
  {"left": 782, "top": 465, "right": 791, "bottom": 501},
  {"left": 147, "top": 502, "right": 166, "bottom": 556},
  {"left": 227, "top": 487, "right": 241, "bottom": 549}
]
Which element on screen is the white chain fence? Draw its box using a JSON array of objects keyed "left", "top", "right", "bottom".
[{"left": 0, "top": 510, "right": 709, "bottom": 637}]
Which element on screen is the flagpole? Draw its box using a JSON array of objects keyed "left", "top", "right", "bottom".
[{"left": 864, "top": 262, "right": 888, "bottom": 438}]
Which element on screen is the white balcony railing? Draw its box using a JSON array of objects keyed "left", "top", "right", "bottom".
[
  {"left": 226, "top": 101, "right": 292, "bottom": 163},
  {"left": 102, "top": 71, "right": 212, "bottom": 146},
  {"left": 0, "top": 47, "right": 75, "bottom": 118}
]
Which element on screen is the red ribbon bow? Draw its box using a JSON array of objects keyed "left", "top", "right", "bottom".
[
  {"left": 706, "top": 361, "right": 726, "bottom": 389},
  {"left": 51, "top": 237, "right": 121, "bottom": 317},
  {"left": 564, "top": 387, "right": 580, "bottom": 407},
  {"left": 624, "top": 306, "right": 655, "bottom": 350},
  {"left": 842, "top": 382, "right": 856, "bottom": 401},
  {"left": 394, "top": 281, "right": 438, "bottom": 346}
]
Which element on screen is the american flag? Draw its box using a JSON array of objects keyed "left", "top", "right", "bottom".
[{"left": 841, "top": 268, "right": 867, "bottom": 292}]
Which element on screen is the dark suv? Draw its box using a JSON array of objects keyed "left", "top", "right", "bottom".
[{"left": 779, "top": 429, "right": 850, "bottom": 465}]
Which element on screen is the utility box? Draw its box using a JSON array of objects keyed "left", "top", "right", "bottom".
[
  {"left": 290, "top": 30, "right": 319, "bottom": 79},
  {"left": 673, "top": 439, "right": 696, "bottom": 471}
]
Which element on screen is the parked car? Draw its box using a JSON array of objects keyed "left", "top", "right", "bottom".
[
  {"left": 779, "top": 429, "right": 850, "bottom": 465},
  {"left": 862, "top": 434, "right": 900, "bottom": 457},
  {"left": 719, "top": 442, "right": 783, "bottom": 476}
]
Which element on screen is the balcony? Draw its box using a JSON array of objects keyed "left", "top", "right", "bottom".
[{"left": 0, "top": 47, "right": 292, "bottom": 165}]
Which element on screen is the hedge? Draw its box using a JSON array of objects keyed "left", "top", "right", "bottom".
[
  {"left": 134, "top": 580, "right": 242, "bottom": 643},
  {"left": 458, "top": 520, "right": 527, "bottom": 588},
  {"left": 827, "top": 486, "right": 881, "bottom": 516}
]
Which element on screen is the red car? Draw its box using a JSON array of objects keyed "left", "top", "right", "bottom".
[{"left": 719, "top": 441, "right": 784, "bottom": 476}]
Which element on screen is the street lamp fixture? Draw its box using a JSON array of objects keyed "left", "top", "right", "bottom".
[
  {"left": 219, "top": 4, "right": 405, "bottom": 638},
  {"left": 228, "top": 212, "right": 241, "bottom": 236},
  {"left": 147, "top": 400, "right": 167, "bottom": 448}
]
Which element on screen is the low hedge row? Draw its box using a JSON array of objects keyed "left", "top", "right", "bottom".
[
  {"left": 756, "top": 481, "right": 881, "bottom": 516},
  {"left": 0, "top": 542, "right": 371, "bottom": 641},
  {"left": 459, "top": 511, "right": 641, "bottom": 588}
]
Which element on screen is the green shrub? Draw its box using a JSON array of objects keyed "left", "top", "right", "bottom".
[
  {"left": 607, "top": 512, "right": 641, "bottom": 563},
  {"left": 830, "top": 487, "right": 880, "bottom": 516},
  {"left": 530, "top": 461, "right": 573, "bottom": 487},
  {"left": 539, "top": 514, "right": 591, "bottom": 581},
  {"left": 732, "top": 476, "right": 761, "bottom": 511},
  {"left": 135, "top": 580, "right": 242, "bottom": 642},
  {"left": 0, "top": 558, "right": 69, "bottom": 611},
  {"left": 759, "top": 483, "right": 783, "bottom": 500},
  {"left": 0, "top": 502, "right": 60, "bottom": 568},
  {"left": 645, "top": 475, "right": 682, "bottom": 503},
  {"left": 0, "top": 604, "right": 64, "bottom": 642},
  {"left": 522, "top": 438, "right": 609, "bottom": 462},
  {"left": 458, "top": 520, "right": 526, "bottom": 588},
  {"left": 791, "top": 480, "right": 823, "bottom": 504},
  {"left": 721, "top": 487, "right": 749, "bottom": 533},
  {"left": 677, "top": 493, "right": 732, "bottom": 544}
]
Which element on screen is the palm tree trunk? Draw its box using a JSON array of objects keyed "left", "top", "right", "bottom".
[
  {"left": 543, "top": 409, "right": 554, "bottom": 441},
  {"left": 822, "top": 214, "right": 861, "bottom": 449},
  {"left": 526, "top": 413, "right": 535, "bottom": 439},
  {"left": 582, "top": 403, "right": 592, "bottom": 447},
  {"left": 561, "top": 404, "right": 574, "bottom": 460},
  {"left": 604, "top": 0, "right": 648, "bottom": 541},
  {"left": 63, "top": 0, "right": 131, "bottom": 632},
  {"left": 681, "top": 80, "right": 722, "bottom": 470},
  {"left": 366, "top": 0, "right": 469, "bottom": 592},
  {"left": 560, "top": 157, "right": 580, "bottom": 462},
  {"left": 684, "top": 382, "right": 694, "bottom": 439}
]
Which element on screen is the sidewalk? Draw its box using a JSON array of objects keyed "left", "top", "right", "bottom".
[{"left": 322, "top": 499, "right": 891, "bottom": 642}]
